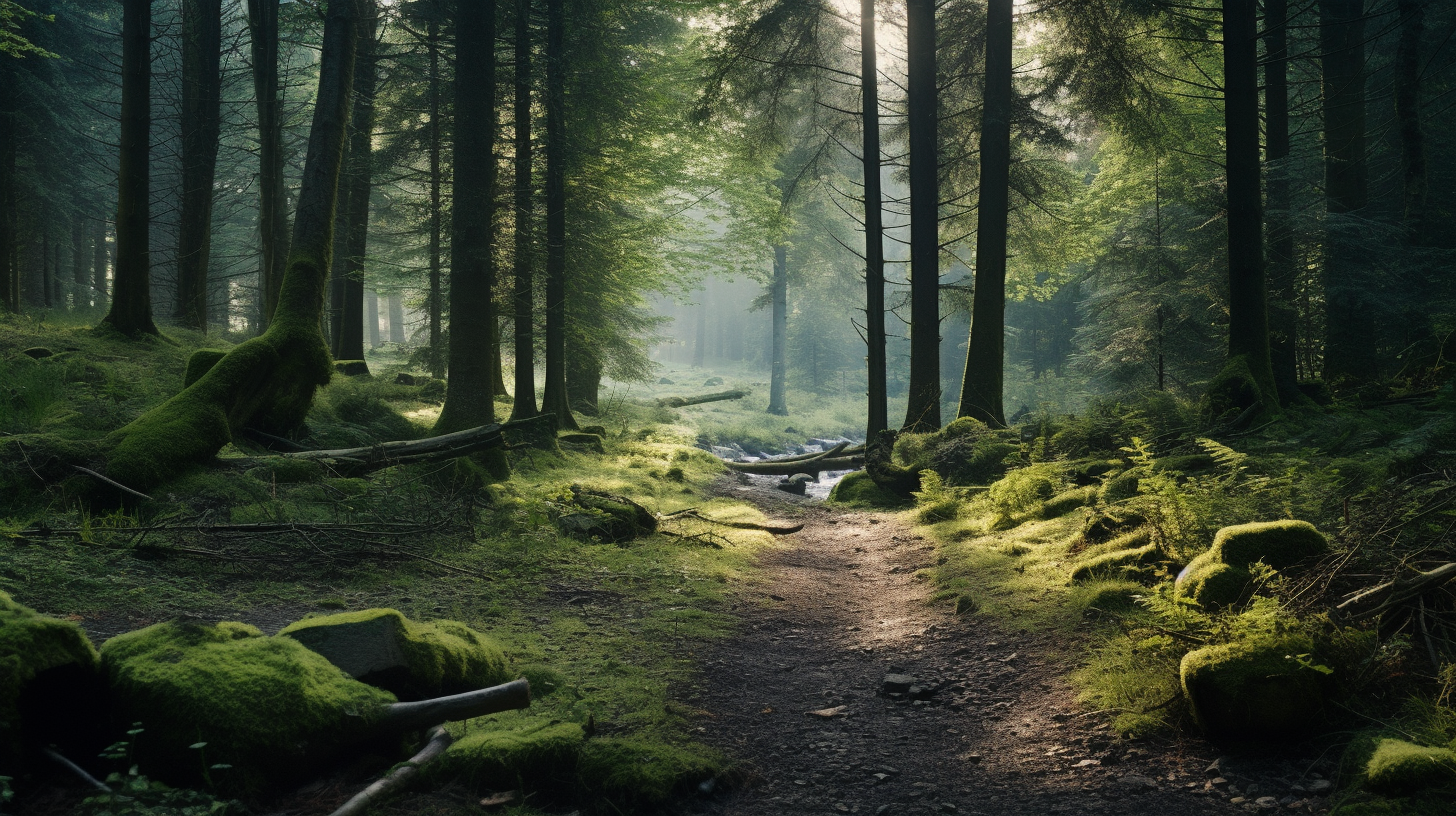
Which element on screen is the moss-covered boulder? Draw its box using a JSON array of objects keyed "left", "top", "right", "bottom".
[
  {"left": 101, "top": 621, "right": 397, "bottom": 798},
  {"left": 1212, "top": 520, "right": 1328, "bottom": 571},
  {"left": 1070, "top": 543, "right": 1163, "bottom": 583},
  {"left": 1180, "top": 634, "right": 1329, "bottom": 741},
  {"left": 577, "top": 738, "right": 720, "bottom": 807},
  {"left": 829, "top": 470, "right": 908, "bottom": 507},
  {"left": 279, "top": 609, "right": 509, "bottom": 701},
  {"left": 1041, "top": 485, "right": 1097, "bottom": 518},
  {"left": 434, "top": 718, "right": 587, "bottom": 793},
  {"left": 0, "top": 592, "right": 103, "bottom": 770},
  {"left": 1099, "top": 470, "right": 1141, "bottom": 503},
  {"left": 1364, "top": 739, "right": 1456, "bottom": 795},
  {"left": 1175, "top": 552, "right": 1252, "bottom": 609}
]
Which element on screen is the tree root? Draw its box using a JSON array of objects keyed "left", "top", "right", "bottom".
[
  {"left": 328, "top": 727, "right": 453, "bottom": 816},
  {"left": 659, "top": 508, "right": 803, "bottom": 535}
]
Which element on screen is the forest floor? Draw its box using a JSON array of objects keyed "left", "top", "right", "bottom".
[{"left": 681, "top": 475, "right": 1338, "bottom": 816}]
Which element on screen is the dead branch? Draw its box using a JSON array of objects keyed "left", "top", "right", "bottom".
[
  {"left": 746, "top": 442, "right": 866, "bottom": 463},
  {"left": 656, "top": 389, "right": 750, "bottom": 408},
  {"left": 328, "top": 726, "right": 453, "bottom": 816},
  {"left": 69, "top": 466, "right": 153, "bottom": 501},
  {"left": 1333, "top": 562, "right": 1456, "bottom": 623},
  {"left": 43, "top": 747, "right": 111, "bottom": 792},
  {"left": 379, "top": 678, "right": 532, "bottom": 732},
  {"left": 662, "top": 509, "right": 803, "bottom": 535}
]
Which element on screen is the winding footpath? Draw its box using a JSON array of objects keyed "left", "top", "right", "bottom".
[{"left": 683, "top": 478, "right": 1335, "bottom": 816}]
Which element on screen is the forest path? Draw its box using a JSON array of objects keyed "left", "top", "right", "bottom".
[{"left": 684, "top": 477, "right": 1251, "bottom": 816}]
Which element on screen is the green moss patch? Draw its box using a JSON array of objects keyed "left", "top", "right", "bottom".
[
  {"left": 0, "top": 591, "right": 102, "bottom": 769},
  {"left": 1212, "top": 520, "right": 1328, "bottom": 571},
  {"left": 435, "top": 718, "right": 587, "bottom": 793},
  {"left": 279, "top": 608, "right": 510, "bottom": 701},
  {"left": 1070, "top": 543, "right": 1163, "bottom": 583},
  {"left": 1179, "top": 634, "right": 1328, "bottom": 741},
  {"left": 101, "top": 621, "right": 397, "bottom": 798},
  {"left": 828, "top": 470, "right": 909, "bottom": 507},
  {"left": 577, "top": 737, "right": 719, "bottom": 806},
  {"left": 1365, "top": 739, "right": 1456, "bottom": 795},
  {"left": 1175, "top": 552, "right": 1252, "bottom": 610},
  {"left": 1041, "top": 486, "right": 1096, "bottom": 518}
]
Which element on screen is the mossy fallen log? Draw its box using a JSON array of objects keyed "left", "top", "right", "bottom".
[
  {"left": 0, "top": 591, "right": 104, "bottom": 771},
  {"left": 656, "top": 389, "right": 749, "bottom": 408},
  {"left": 724, "top": 442, "right": 863, "bottom": 476}
]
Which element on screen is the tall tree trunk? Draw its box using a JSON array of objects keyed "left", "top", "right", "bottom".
[
  {"left": 566, "top": 346, "right": 600, "bottom": 415},
  {"left": 92, "top": 220, "right": 108, "bottom": 308},
  {"left": 490, "top": 319, "right": 509, "bottom": 396},
  {"left": 902, "top": 0, "right": 940, "bottom": 432},
  {"left": 71, "top": 218, "right": 88, "bottom": 309},
  {"left": 248, "top": 0, "right": 289, "bottom": 330},
  {"left": 176, "top": 0, "right": 222, "bottom": 331},
  {"left": 1264, "top": 0, "right": 1301, "bottom": 402},
  {"left": 509, "top": 0, "right": 538, "bottom": 421},
  {"left": 767, "top": 244, "right": 789, "bottom": 415},
  {"left": 539, "top": 0, "right": 577, "bottom": 430},
  {"left": 365, "top": 289, "right": 380, "bottom": 347},
  {"left": 1319, "top": 0, "right": 1374, "bottom": 385},
  {"left": 102, "top": 0, "right": 159, "bottom": 336},
  {"left": 388, "top": 291, "right": 405, "bottom": 343},
  {"left": 334, "top": 0, "right": 377, "bottom": 365},
  {"left": 693, "top": 294, "right": 707, "bottom": 368},
  {"left": 436, "top": 0, "right": 502, "bottom": 434},
  {"left": 0, "top": 58, "right": 13, "bottom": 314},
  {"left": 98, "top": 0, "right": 358, "bottom": 491},
  {"left": 1395, "top": 0, "right": 1427, "bottom": 238},
  {"left": 1223, "top": 0, "right": 1278, "bottom": 407},
  {"left": 861, "top": 0, "right": 887, "bottom": 439},
  {"left": 427, "top": 16, "right": 445, "bottom": 379},
  {"left": 41, "top": 228, "right": 52, "bottom": 309},
  {"left": 958, "top": 0, "right": 1012, "bottom": 428}
]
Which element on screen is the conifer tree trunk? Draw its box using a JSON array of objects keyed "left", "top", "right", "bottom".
[
  {"left": 861, "top": 0, "right": 887, "bottom": 439},
  {"left": 902, "top": 0, "right": 940, "bottom": 432},
  {"left": 958, "top": 0, "right": 1011, "bottom": 428},
  {"left": 71, "top": 219, "right": 88, "bottom": 309},
  {"left": 1223, "top": 0, "right": 1277, "bottom": 406},
  {"left": 1319, "top": 0, "right": 1374, "bottom": 385},
  {"left": 539, "top": 0, "right": 577, "bottom": 430},
  {"left": 334, "top": 0, "right": 377, "bottom": 365},
  {"left": 427, "top": 16, "right": 445, "bottom": 379},
  {"left": 41, "top": 228, "right": 52, "bottom": 309},
  {"left": 99, "top": 0, "right": 359, "bottom": 491},
  {"left": 767, "top": 243, "right": 789, "bottom": 415},
  {"left": 509, "top": 0, "right": 538, "bottom": 421},
  {"left": 436, "top": 0, "right": 502, "bottom": 434},
  {"left": 92, "top": 220, "right": 108, "bottom": 308},
  {"left": 388, "top": 292, "right": 405, "bottom": 343},
  {"left": 176, "top": 0, "right": 222, "bottom": 331},
  {"left": 365, "top": 290, "right": 380, "bottom": 347},
  {"left": 1265, "top": 0, "right": 1301, "bottom": 399},
  {"left": 0, "top": 60, "right": 12, "bottom": 314},
  {"left": 693, "top": 295, "right": 707, "bottom": 368},
  {"left": 103, "top": 0, "right": 159, "bottom": 336},
  {"left": 1395, "top": 0, "right": 1426, "bottom": 238},
  {"left": 248, "top": 0, "right": 289, "bottom": 330}
]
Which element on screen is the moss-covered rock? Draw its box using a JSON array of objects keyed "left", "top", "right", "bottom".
[
  {"left": 279, "top": 609, "right": 509, "bottom": 701},
  {"left": 1212, "top": 520, "right": 1328, "bottom": 571},
  {"left": 433, "top": 718, "right": 586, "bottom": 792},
  {"left": 1069, "top": 458, "right": 1121, "bottom": 486},
  {"left": 0, "top": 592, "right": 103, "bottom": 770},
  {"left": 1365, "top": 739, "right": 1456, "bottom": 795},
  {"left": 333, "top": 359, "right": 370, "bottom": 377},
  {"left": 1041, "top": 486, "right": 1097, "bottom": 518},
  {"left": 1099, "top": 470, "right": 1141, "bottom": 503},
  {"left": 829, "top": 470, "right": 899, "bottom": 506},
  {"left": 1070, "top": 543, "right": 1163, "bottom": 583},
  {"left": 577, "top": 738, "right": 720, "bottom": 806},
  {"left": 1174, "top": 551, "right": 1252, "bottom": 609},
  {"left": 101, "top": 621, "right": 397, "bottom": 797},
  {"left": 559, "top": 489, "right": 658, "bottom": 543},
  {"left": 1180, "top": 634, "right": 1328, "bottom": 741}
]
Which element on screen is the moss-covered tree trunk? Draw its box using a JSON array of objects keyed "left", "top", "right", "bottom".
[
  {"left": 509, "top": 0, "right": 538, "bottom": 422},
  {"left": 175, "top": 0, "right": 222, "bottom": 332},
  {"left": 248, "top": 0, "right": 290, "bottom": 330},
  {"left": 101, "top": 0, "right": 159, "bottom": 337},
  {"left": 436, "top": 0, "right": 501, "bottom": 434},
  {"left": 767, "top": 243, "right": 789, "bottom": 416},
  {"left": 539, "top": 0, "right": 578, "bottom": 431},
  {"left": 98, "top": 0, "right": 359, "bottom": 491},
  {"left": 334, "top": 0, "right": 377, "bottom": 366}
]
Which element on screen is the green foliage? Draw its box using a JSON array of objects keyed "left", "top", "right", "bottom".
[
  {"left": 987, "top": 465, "right": 1059, "bottom": 521},
  {"left": 81, "top": 728, "right": 239, "bottom": 816},
  {"left": 827, "top": 470, "right": 910, "bottom": 508},
  {"left": 100, "top": 621, "right": 396, "bottom": 798},
  {"left": 912, "top": 471, "right": 963, "bottom": 523},
  {"left": 1179, "top": 631, "right": 1329, "bottom": 740},
  {"left": 1070, "top": 543, "right": 1163, "bottom": 583},
  {"left": 279, "top": 608, "right": 510, "bottom": 700}
]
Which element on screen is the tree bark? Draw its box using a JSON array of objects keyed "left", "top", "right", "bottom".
[
  {"left": 657, "top": 389, "right": 750, "bottom": 408},
  {"left": 565, "top": 347, "right": 601, "bottom": 415},
  {"left": 92, "top": 219, "right": 108, "bottom": 308},
  {"left": 365, "top": 289, "right": 380, "bottom": 348},
  {"left": 334, "top": 0, "right": 377, "bottom": 366},
  {"left": 1395, "top": 0, "right": 1426, "bottom": 238},
  {"left": 1319, "top": 0, "right": 1374, "bottom": 385},
  {"left": 509, "top": 0, "right": 538, "bottom": 421},
  {"left": 861, "top": 0, "right": 886, "bottom": 439},
  {"left": 1264, "top": 0, "right": 1302, "bottom": 400},
  {"left": 539, "top": 0, "right": 577, "bottom": 430},
  {"left": 102, "top": 0, "right": 159, "bottom": 336},
  {"left": 903, "top": 0, "right": 940, "bottom": 432},
  {"left": 427, "top": 17, "right": 445, "bottom": 379},
  {"left": 693, "top": 294, "right": 707, "bottom": 368},
  {"left": 767, "top": 243, "right": 789, "bottom": 415},
  {"left": 71, "top": 218, "right": 89, "bottom": 310},
  {"left": 436, "top": 0, "right": 502, "bottom": 434},
  {"left": 1223, "top": 0, "right": 1278, "bottom": 409},
  {"left": 959, "top": 0, "right": 1011, "bottom": 428},
  {"left": 176, "top": 0, "right": 222, "bottom": 331},
  {"left": 96, "top": 0, "right": 359, "bottom": 491},
  {"left": 248, "top": 0, "right": 290, "bottom": 330},
  {"left": 388, "top": 291, "right": 405, "bottom": 343},
  {"left": 0, "top": 57, "right": 13, "bottom": 313}
]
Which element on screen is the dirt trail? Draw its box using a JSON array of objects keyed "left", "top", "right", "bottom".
[{"left": 685, "top": 479, "right": 1329, "bottom": 816}]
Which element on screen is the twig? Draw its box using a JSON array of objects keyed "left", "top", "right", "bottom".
[
  {"left": 43, "top": 747, "right": 111, "bottom": 792},
  {"left": 69, "top": 466, "right": 152, "bottom": 501},
  {"left": 328, "top": 727, "right": 453, "bottom": 816}
]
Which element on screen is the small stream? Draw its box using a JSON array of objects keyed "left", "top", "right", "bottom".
[{"left": 701, "top": 437, "right": 863, "bottom": 501}]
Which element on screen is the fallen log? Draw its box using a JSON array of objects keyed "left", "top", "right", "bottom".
[
  {"left": 380, "top": 677, "right": 532, "bottom": 732},
  {"left": 724, "top": 443, "right": 864, "bottom": 476},
  {"left": 1334, "top": 562, "right": 1456, "bottom": 623},
  {"left": 657, "top": 389, "right": 750, "bottom": 408},
  {"left": 745, "top": 442, "right": 866, "bottom": 464},
  {"left": 329, "top": 726, "right": 453, "bottom": 816}
]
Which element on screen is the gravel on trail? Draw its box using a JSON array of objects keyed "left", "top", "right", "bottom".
[{"left": 681, "top": 476, "right": 1336, "bottom": 816}]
